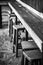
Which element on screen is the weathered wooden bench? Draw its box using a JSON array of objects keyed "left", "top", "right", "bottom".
[
  {"left": 22, "top": 50, "right": 42, "bottom": 65},
  {"left": 21, "top": 41, "right": 42, "bottom": 65}
]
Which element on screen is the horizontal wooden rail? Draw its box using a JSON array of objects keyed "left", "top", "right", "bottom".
[{"left": 16, "top": 0, "right": 43, "bottom": 19}]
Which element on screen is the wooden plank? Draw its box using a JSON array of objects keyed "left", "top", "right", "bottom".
[
  {"left": 23, "top": 50, "right": 42, "bottom": 61},
  {"left": 21, "top": 41, "right": 38, "bottom": 50},
  {"left": 17, "top": 0, "right": 43, "bottom": 19}
]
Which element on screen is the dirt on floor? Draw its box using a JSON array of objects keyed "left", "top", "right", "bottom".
[{"left": 0, "top": 28, "right": 22, "bottom": 65}]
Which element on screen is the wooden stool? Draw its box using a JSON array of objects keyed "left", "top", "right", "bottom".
[
  {"left": 21, "top": 41, "right": 39, "bottom": 51},
  {"left": 21, "top": 50, "right": 42, "bottom": 65},
  {"left": 13, "top": 25, "right": 25, "bottom": 57},
  {"left": 21, "top": 41, "right": 41, "bottom": 65}
]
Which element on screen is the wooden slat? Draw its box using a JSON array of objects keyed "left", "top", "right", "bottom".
[
  {"left": 23, "top": 50, "right": 41, "bottom": 60},
  {"left": 21, "top": 41, "right": 38, "bottom": 50}
]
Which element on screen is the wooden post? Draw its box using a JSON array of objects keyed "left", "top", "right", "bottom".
[
  {"left": 0, "top": 5, "right": 2, "bottom": 28},
  {"left": 16, "top": 29, "right": 18, "bottom": 57}
]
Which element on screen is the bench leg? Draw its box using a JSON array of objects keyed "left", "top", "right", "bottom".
[
  {"left": 35, "top": 60, "right": 38, "bottom": 65},
  {"left": 35, "top": 59, "right": 41, "bottom": 65},
  {"left": 39, "top": 59, "right": 41, "bottom": 65},
  {"left": 21, "top": 53, "right": 24, "bottom": 65},
  {"left": 13, "top": 30, "right": 16, "bottom": 53},
  {"left": 26, "top": 30, "right": 28, "bottom": 41},
  {"left": 13, "top": 30, "right": 16, "bottom": 45},
  {"left": 24, "top": 58, "right": 28, "bottom": 65},
  {"left": 16, "top": 30, "right": 18, "bottom": 57},
  {"left": 31, "top": 59, "right": 41, "bottom": 65}
]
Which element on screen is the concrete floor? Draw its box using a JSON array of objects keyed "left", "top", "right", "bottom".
[{"left": 0, "top": 28, "right": 22, "bottom": 65}]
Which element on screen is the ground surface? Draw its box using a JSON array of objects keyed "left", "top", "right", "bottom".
[{"left": 0, "top": 28, "right": 22, "bottom": 65}]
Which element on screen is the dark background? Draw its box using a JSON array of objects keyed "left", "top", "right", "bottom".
[{"left": 0, "top": 0, "right": 15, "bottom": 1}]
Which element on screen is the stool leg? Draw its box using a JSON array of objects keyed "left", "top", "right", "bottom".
[
  {"left": 24, "top": 58, "right": 28, "bottom": 65},
  {"left": 33, "top": 60, "right": 38, "bottom": 65},
  {"left": 15, "top": 16, "right": 17, "bottom": 24},
  {"left": 21, "top": 53, "right": 24, "bottom": 65},
  {"left": 13, "top": 30, "right": 16, "bottom": 45},
  {"left": 0, "top": 6, "right": 2, "bottom": 28},
  {"left": 26, "top": 30, "right": 28, "bottom": 41},
  {"left": 13, "top": 30, "right": 16, "bottom": 53},
  {"left": 35, "top": 60, "right": 38, "bottom": 65},
  {"left": 38, "top": 59, "right": 42, "bottom": 65},
  {"left": 30, "top": 61, "right": 33, "bottom": 65},
  {"left": 13, "top": 45, "right": 15, "bottom": 53},
  {"left": 16, "top": 30, "right": 18, "bottom": 57},
  {"left": 41, "top": 59, "right": 42, "bottom": 65}
]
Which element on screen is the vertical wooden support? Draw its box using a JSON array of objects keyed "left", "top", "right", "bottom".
[
  {"left": 13, "top": 30, "right": 16, "bottom": 53},
  {"left": 21, "top": 52, "right": 24, "bottom": 65},
  {"left": 41, "top": 43, "right": 43, "bottom": 65},
  {"left": 16, "top": 29, "right": 18, "bottom": 57},
  {"left": 0, "top": 5, "right": 2, "bottom": 28},
  {"left": 39, "top": 59, "right": 41, "bottom": 65},
  {"left": 13, "top": 29, "right": 16, "bottom": 45},
  {"left": 13, "top": 16, "right": 17, "bottom": 53},
  {"left": 26, "top": 30, "right": 28, "bottom": 41},
  {"left": 35, "top": 60, "right": 38, "bottom": 65},
  {"left": 24, "top": 58, "right": 28, "bottom": 65},
  {"left": 15, "top": 16, "right": 17, "bottom": 24}
]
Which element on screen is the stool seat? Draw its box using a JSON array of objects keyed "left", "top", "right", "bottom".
[
  {"left": 23, "top": 50, "right": 42, "bottom": 61},
  {"left": 21, "top": 41, "right": 38, "bottom": 50},
  {"left": 13, "top": 25, "right": 24, "bottom": 30}
]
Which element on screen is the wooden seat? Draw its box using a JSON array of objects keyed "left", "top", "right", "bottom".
[
  {"left": 23, "top": 50, "right": 41, "bottom": 60},
  {"left": 21, "top": 41, "right": 41, "bottom": 65},
  {"left": 21, "top": 41, "right": 39, "bottom": 51},
  {"left": 21, "top": 50, "right": 42, "bottom": 65}
]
